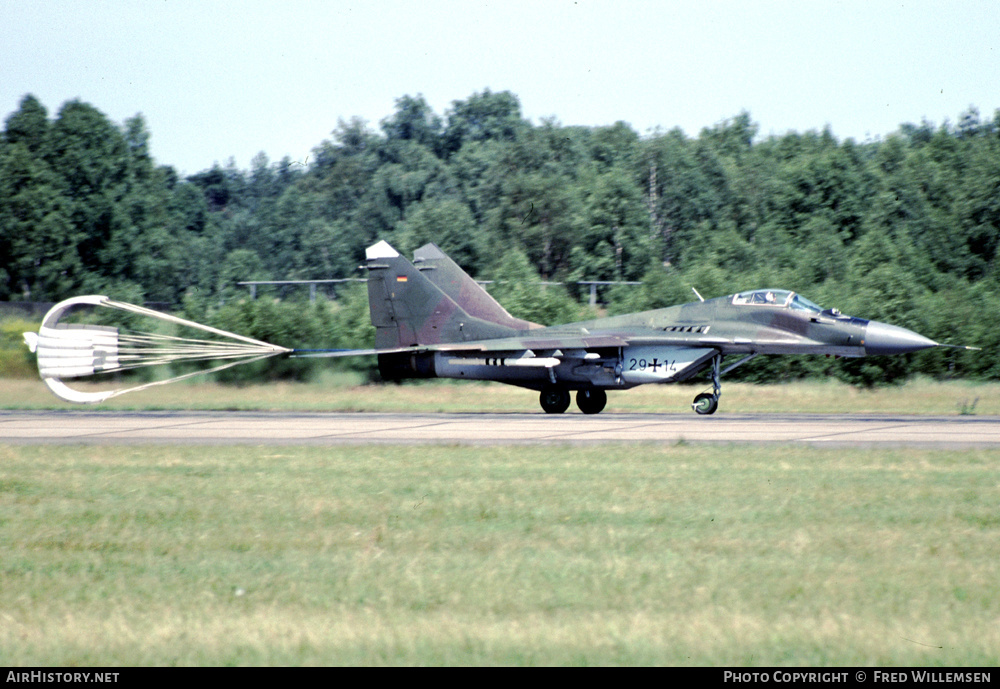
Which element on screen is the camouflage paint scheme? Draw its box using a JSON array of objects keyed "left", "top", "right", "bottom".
[{"left": 314, "top": 240, "right": 949, "bottom": 415}]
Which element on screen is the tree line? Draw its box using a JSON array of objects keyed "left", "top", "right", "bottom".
[{"left": 2, "top": 91, "right": 998, "bottom": 384}]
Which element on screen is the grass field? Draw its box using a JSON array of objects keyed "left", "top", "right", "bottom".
[
  {"left": 1, "top": 443, "right": 997, "bottom": 666},
  {"left": 3, "top": 374, "right": 999, "bottom": 415}
]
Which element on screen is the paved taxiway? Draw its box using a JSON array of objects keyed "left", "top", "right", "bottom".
[{"left": 2, "top": 410, "right": 998, "bottom": 447}]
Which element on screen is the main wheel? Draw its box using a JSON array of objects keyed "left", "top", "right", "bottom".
[
  {"left": 692, "top": 392, "right": 719, "bottom": 415},
  {"left": 539, "top": 386, "right": 571, "bottom": 414},
  {"left": 576, "top": 388, "right": 607, "bottom": 415}
]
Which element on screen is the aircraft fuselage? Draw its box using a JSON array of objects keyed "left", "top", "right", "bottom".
[{"left": 378, "top": 291, "right": 929, "bottom": 394}]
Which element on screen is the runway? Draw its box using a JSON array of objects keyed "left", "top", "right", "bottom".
[{"left": 2, "top": 410, "right": 998, "bottom": 447}]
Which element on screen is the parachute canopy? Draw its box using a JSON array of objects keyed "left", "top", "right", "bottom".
[{"left": 24, "top": 296, "right": 291, "bottom": 404}]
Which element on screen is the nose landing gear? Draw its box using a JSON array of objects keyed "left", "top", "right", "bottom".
[
  {"left": 692, "top": 355, "right": 722, "bottom": 415},
  {"left": 689, "top": 352, "right": 760, "bottom": 415}
]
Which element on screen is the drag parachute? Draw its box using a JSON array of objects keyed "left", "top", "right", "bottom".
[{"left": 23, "top": 296, "right": 290, "bottom": 404}]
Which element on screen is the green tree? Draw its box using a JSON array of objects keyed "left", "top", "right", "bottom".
[
  {"left": 42, "top": 100, "right": 133, "bottom": 291},
  {"left": 4, "top": 94, "right": 49, "bottom": 153},
  {"left": 570, "top": 166, "right": 652, "bottom": 282},
  {"left": 381, "top": 94, "right": 443, "bottom": 153},
  {"left": 0, "top": 145, "right": 81, "bottom": 299},
  {"left": 642, "top": 128, "right": 729, "bottom": 264},
  {"left": 397, "top": 197, "right": 483, "bottom": 274},
  {"left": 441, "top": 89, "right": 527, "bottom": 157},
  {"left": 485, "top": 249, "right": 583, "bottom": 325}
]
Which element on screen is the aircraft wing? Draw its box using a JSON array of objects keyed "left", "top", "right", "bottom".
[
  {"left": 291, "top": 333, "right": 631, "bottom": 359},
  {"left": 291, "top": 329, "right": 731, "bottom": 381}
]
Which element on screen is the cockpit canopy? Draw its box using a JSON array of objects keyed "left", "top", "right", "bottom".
[{"left": 732, "top": 289, "right": 824, "bottom": 315}]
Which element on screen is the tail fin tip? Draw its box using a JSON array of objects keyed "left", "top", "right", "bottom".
[
  {"left": 366, "top": 240, "right": 399, "bottom": 260},
  {"left": 413, "top": 243, "right": 446, "bottom": 262}
]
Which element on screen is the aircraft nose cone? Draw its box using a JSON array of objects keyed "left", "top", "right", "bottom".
[{"left": 864, "top": 320, "right": 938, "bottom": 355}]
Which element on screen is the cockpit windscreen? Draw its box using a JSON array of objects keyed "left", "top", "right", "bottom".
[{"left": 732, "top": 290, "right": 825, "bottom": 315}]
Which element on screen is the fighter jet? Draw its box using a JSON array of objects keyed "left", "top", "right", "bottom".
[
  {"left": 303, "top": 240, "right": 965, "bottom": 415},
  {"left": 27, "top": 239, "right": 970, "bottom": 411}
]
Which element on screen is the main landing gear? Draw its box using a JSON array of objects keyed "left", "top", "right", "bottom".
[
  {"left": 576, "top": 388, "right": 607, "bottom": 415},
  {"left": 539, "top": 385, "right": 607, "bottom": 415},
  {"left": 539, "top": 385, "right": 570, "bottom": 414}
]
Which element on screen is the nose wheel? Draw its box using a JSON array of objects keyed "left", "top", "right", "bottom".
[
  {"left": 692, "top": 392, "right": 719, "bottom": 415},
  {"left": 692, "top": 354, "right": 722, "bottom": 415}
]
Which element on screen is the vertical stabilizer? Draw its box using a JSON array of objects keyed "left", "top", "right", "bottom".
[
  {"left": 365, "top": 241, "right": 522, "bottom": 349},
  {"left": 413, "top": 243, "right": 541, "bottom": 331}
]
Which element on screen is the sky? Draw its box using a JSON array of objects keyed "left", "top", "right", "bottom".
[{"left": 3, "top": 0, "right": 999, "bottom": 175}]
